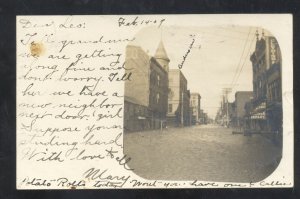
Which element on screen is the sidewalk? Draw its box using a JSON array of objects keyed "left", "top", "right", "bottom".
[{"left": 231, "top": 128, "right": 282, "bottom": 147}]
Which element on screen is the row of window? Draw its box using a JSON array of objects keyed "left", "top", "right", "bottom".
[
  {"left": 268, "top": 80, "right": 281, "bottom": 102},
  {"left": 254, "top": 79, "right": 266, "bottom": 99},
  {"left": 150, "top": 72, "right": 161, "bottom": 85},
  {"left": 168, "top": 104, "right": 173, "bottom": 113},
  {"left": 150, "top": 93, "right": 160, "bottom": 104}
]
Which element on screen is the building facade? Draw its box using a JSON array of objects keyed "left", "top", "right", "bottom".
[
  {"left": 265, "top": 37, "right": 282, "bottom": 133},
  {"left": 247, "top": 32, "right": 282, "bottom": 134},
  {"left": 190, "top": 93, "right": 201, "bottom": 124},
  {"left": 232, "top": 91, "right": 253, "bottom": 128},
  {"left": 148, "top": 57, "right": 169, "bottom": 129},
  {"left": 167, "top": 69, "right": 190, "bottom": 127},
  {"left": 200, "top": 109, "right": 205, "bottom": 124},
  {"left": 124, "top": 42, "right": 169, "bottom": 132},
  {"left": 201, "top": 112, "right": 208, "bottom": 124}
]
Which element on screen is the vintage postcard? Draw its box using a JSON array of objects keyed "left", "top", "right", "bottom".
[{"left": 16, "top": 14, "right": 293, "bottom": 189}]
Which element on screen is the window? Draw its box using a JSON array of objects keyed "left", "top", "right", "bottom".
[
  {"left": 259, "top": 80, "right": 262, "bottom": 88},
  {"left": 156, "top": 93, "right": 160, "bottom": 104},
  {"left": 168, "top": 104, "right": 173, "bottom": 113},
  {"left": 157, "top": 75, "right": 160, "bottom": 86}
]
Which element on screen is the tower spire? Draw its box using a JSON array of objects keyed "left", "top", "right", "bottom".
[
  {"left": 256, "top": 29, "right": 259, "bottom": 40},
  {"left": 154, "top": 40, "right": 170, "bottom": 72}
]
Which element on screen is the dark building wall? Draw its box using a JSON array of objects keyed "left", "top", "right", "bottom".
[
  {"left": 233, "top": 91, "right": 253, "bottom": 128},
  {"left": 266, "top": 37, "right": 282, "bottom": 133},
  {"left": 124, "top": 99, "right": 149, "bottom": 132},
  {"left": 148, "top": 58, "right": 169, "bottom": 128},
  {"left": 250, "top": 38, "right": 267, "bottom": 104},
  {"left": 248, "top": 35, "right": 282, "bottom": 133},
  {"left": 149, "top": 58, "right": 168, "bottom": 116},
  {"left": 235, "top": 92, "right": 253, "bottom": 118}
]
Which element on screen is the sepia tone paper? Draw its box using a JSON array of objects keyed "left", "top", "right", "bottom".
[{"left": 16, "top": 14, "right": 293, "bottom": 189}]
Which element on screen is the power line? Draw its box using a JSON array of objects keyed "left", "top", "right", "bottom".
[
  {"left": 230, "top": 28, "right": 252, "bottom": 89},
  {"left": 221, "top": 88, "right": 232, "bottom": 126},
  {"left": 231, "top": 32, "right": 256, "bottom": 89}
]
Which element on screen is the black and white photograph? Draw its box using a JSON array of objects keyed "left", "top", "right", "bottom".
[{"left": 124, "top": 25, "right": 284, "bottom": 183}]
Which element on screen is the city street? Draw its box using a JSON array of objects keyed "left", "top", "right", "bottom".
[{"left": 124, "top": 124, "right": 282, "bottom": 182}]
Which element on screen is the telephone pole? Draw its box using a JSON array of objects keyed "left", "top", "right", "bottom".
[{"left": 222, "top": 88, "right": 232, "bottom": 127}]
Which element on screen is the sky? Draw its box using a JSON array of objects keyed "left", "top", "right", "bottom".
[{"left": 130, "top": 26, "right": 272, "bottom": 118}]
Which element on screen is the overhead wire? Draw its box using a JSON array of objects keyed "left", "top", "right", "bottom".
[
  {"left": 231, "top": 31, "right": 257, "bottom": 90},
  {"left": 230, "top": 28, "right": 252, "bottom": 89}
]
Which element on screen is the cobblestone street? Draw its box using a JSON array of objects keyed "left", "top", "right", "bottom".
[{"left": 124, "top": 124, "right": 282, "bottom": 182}]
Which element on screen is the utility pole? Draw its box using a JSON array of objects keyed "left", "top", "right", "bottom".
[{"left": 222, "top": 88, "right": 232, "bottom": 127}]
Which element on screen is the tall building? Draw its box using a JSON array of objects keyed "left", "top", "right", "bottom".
[
  {"left": 190, "top": 93, "right": 201, "bottom": 124},
  {"left": 247, "top": 31, "right": 282, "bottom": 133},
  {"left": 124, "top": 41, "right": 169, "bottom": 132},
  {"left": 167, "top": 69, "right": 190, "bottom": 127}
]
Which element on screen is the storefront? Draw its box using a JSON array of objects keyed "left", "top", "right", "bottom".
[{"left": 246, "top": 101, "right": 268, "bottom": 133}]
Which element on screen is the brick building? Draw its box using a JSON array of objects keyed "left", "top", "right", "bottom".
[
  {"left": 124, "top": 41, "right": 169, "bottom": 132},
  {"left": 246, "top": 31, "right": 282, "bottom": 134}
]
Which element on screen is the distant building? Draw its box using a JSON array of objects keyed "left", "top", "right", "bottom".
[
  {"left": 200, "top": 109, "right": 209, "bottom": 124},
  {"left": 200, "top": 109, "right": 205, "bottom": 124},
  {"left": 218, "top": 95, "right": 235, "bottom": 127},
  {"left": 232, "top": 91, "right": 253, "bottom": 128},
  {"left": 203, "top": 112, "right": 208, "bottom": 124},
  {"left": 124, "top": 41, "right": 169, "bottom": 132},
  {"left": 247, "top": 31, "right": 282, "bottom": 133},
  {"left": 187, "top": 90, "right": 192, "bottom": 125},
  {"left": 190, "top": 93, "right": 201, "bottom": 124},
  {"left": 167, "top": 69, "right": 190, "bottom": 127}
]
